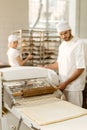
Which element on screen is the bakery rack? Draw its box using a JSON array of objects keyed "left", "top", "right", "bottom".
[{"left": 12, "top": 29, "right": 61, "bottom": 66}]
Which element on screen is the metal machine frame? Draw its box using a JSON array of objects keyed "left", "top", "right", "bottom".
[{"left": 0, "top": 67, "right": 87, "bottom": 130}]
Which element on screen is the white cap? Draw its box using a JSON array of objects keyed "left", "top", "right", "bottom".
[
  {"left": 8, "top": 34, "right": 18, "bottom": 47},
  {"left": 56, "top": 20, "right": 71, "bottom": 34}
]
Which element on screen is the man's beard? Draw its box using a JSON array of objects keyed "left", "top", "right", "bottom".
[{"left": 63, "top": 33, "right": 72, "bottom": 41}]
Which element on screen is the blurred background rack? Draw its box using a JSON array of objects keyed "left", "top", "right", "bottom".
[{"left": 13, "top": 29, "right": 61, "bottom": 66}]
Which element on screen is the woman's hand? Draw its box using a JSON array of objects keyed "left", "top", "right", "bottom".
[{"left": 27, "top": 53, "right": 33, "bottom": 60}]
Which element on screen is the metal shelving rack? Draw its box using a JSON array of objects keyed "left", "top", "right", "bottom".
[{"left": 13, "top": 29, "right": 61, "bottom": 66}]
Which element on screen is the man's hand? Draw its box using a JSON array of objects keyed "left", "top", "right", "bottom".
[{"left": 58, "top": 81, "right": 68, "bottom": 91}]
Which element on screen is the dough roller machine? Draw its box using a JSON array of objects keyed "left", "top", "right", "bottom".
[{"left": 0, "top": 67, "right": 87, "bottom": 130}]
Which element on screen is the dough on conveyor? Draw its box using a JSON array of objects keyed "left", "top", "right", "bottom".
[{"left": 20, "top": 100, "right": 87, "bottom": 126}]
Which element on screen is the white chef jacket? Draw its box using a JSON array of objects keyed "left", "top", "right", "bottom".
[
  {"left": 7, "top": 47, "right": 20, "bottom": 67},
  {"left": 57, "top": 37, "right": 86, "bottom": 91}
]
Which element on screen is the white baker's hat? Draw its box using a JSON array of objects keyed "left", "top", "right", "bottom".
[
  {"left": 8, "top": 34, "right": 18, "bottom": 47},
  {"left": 56, "top": 20, "right": 71, "bottom": 34}
]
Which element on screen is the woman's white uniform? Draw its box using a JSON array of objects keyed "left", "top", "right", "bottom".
[
  {"left": 57, "top": 37, "right": 86, "bottom": 106},
  {"left": 7, "top": 47, "right": 20, "bottom": 67}
]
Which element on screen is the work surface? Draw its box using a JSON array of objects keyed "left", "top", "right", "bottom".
[
  {"left": 19, "top": 100, "right": 87, "bottom": 126},
  {"left": 12, "top": 94, "right": 87, "bottom": 130},
  {"left": 41, "top": 115, "right": 87, "bottom": 130}
]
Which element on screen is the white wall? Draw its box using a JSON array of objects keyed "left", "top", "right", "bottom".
[
  {"left": 69, "top": 0, "right": 87, "bottom": 38},
  {"left": 0, "top": 0, "right": 28, "bottom": 64},
  {"left": 69, "top": 0, "right": 80, "bottom": 36},
  {"left": 79, "top": 0, "right": 87, "bottom": 38}
]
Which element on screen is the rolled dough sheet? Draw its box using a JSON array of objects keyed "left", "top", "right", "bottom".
[{"left": 19, "top": 100, "right": 87, "bottom": 126}]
